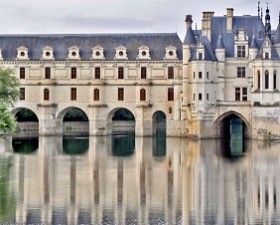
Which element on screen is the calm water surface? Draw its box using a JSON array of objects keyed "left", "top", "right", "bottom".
[{"left": 0, "top": 135, "right": 280, "bottom": 224}]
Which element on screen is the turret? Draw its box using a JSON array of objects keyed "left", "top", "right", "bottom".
[
  {"left": 265, "top": 5, "right": 271, "bottom": 39},
  {"left": 215, "top": 33, "right": 225, "bottom": 61},
  {"left": 183, "top": 15, "right": 196, "bottom": 63},
  {"left": 249, "top": 33, "right": 258, "bottom": 60}
]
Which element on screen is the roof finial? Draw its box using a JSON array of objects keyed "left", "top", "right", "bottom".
[
  {"left": 261, "top": 7, "right": 263, "bottom": 21},
  {"left": 279, "top": 11, "right": 280, "bottom": 24},
  {"left": 258, "top": 1, "right": 260, "bottom": 17}
]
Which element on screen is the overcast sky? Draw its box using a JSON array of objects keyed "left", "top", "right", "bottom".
[{"left": 1, "top": 0, "right": 280, "bottom": 41}]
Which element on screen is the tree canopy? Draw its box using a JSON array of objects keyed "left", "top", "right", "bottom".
[{"left": 0, "top": 68, "right": 19, "bottom": 136}]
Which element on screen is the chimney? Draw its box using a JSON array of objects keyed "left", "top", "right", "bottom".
[
  {"left": 185, "top": 15, "right": 193, "bottom": 29},
  {"left": 202, "top": 11, "right": 214, "bottom": 42},
  {"left": 227, "top": 8, "right": 234, "bottom": 32}
]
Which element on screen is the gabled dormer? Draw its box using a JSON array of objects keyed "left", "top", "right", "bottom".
[
  {"left": 234, "top": 28, "right": 249, "bottom": 58},
  {"left": 17, "top": 46, "right": 29, "bottom": 60},
  {"left": 68, "top": 46, "right": 80, "bottom": 60},
  {"left": 165, "top": 46, "right": 177, "bottom": 60},
  {"left": 196, "top": 43, "right": 205, "bottom": 60},
  {"left": 138, "top": 45, "right": 151, "bottom": 60},
  {"left": 92, "top": 45, "right": 105, "bottom": 60},
  {"left": 42, "top": 46, "right": 55, "bottom": 60},
  {"left": 115, "top": 46, "right": 128, "bottom": 60},
  {"left": 260, "top": 37, "right": 273, "bottom": 59}
]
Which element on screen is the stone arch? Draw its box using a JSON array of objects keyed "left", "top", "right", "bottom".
[
  {"left": 214, "top": 110, "right": 250, "bottom": 138},
  {"left": 11, "top": 107, "right": 39, "bottom": 137},
  {"left": 107, "top": 107, "right": 136, "bottom": 134},
  {"left": 152, "top": 110, "right": 167, "bottom": 136},
  {"left": 57, "top": 107, "right": 89, "bottom": 136}
]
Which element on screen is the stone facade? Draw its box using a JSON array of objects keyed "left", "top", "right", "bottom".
[{"left": 3, "top": 7, "right": 280, "bottom": 139}]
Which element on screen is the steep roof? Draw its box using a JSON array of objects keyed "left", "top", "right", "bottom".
[{"left": 0, "top": 33, "right": 183, "bottom": 61}]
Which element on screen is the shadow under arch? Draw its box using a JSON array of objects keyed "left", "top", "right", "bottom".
[
  {"left": 57, "top": 107, "right": 89, "bottom": 136},
  {"left": 215, "top": 111, "right": 250, "bottom": 158},
  {"left": 107, "top": 107, "right": 136, "bottom": 135}
]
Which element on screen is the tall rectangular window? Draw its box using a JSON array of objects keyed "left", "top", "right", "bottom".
[
  {"left": 168, "top": 67, "right": 174, "bottom": 79},
  {"left": 45, "top": 67, "right": 51, "bottom": 79},
  {"left": 118, "top": 88, "right": 124, "bottom": 101},
  {"left": 95, "top": 67, "right": 100, "bottom": 79},
  {"left": 141, "top": 67, "right": 146, "bottom": 79},
  {"left": 20, "top": 88, "right": 25, "bottom": 100},
  {"left": 118, "top": 67, "right": 124, "bottom": 79},
  {"left": 199, "top": 72, "right": 203, "bottom": 79},
  {"left": 198, "top": 93, "right": 202, "bottom": 101},
  {"left": 235, "top": 87, "right": 241, "bottom": 101},
  {"left": 168, "top": 88, "right": 174, "bottom": 101},
  {"left": 242, "top": 87, "right": 247, "bottom": 101},
  {"left": 71, "top": 67, "right": 77, "bottom": 79},
  {"left": 198, "top": 53, "right": 203, "bottom": 60},
  {"left": 237, "top": 46, "right": 246, "bottom": 57},
  {"left": 71, "top": 88, "right": 77, "bottom": 101},
  {"left": 20, "top": 67, "right": 25, "bottom": 79},
  {"left": 237, "top": 67, "right": 246, "bottom": 78}
]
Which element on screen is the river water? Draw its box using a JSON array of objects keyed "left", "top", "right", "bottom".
[{"left": 0, "top": 135, "right": 280, "bottom": 225}]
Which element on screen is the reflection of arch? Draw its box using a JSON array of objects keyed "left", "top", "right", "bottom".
[
  {"left": 107, "top": 107, "right": 136, "bottom": 134},
  {"left": 152, "top": 111, "right": 167, "bottom": 136},
  {"left": 215, "top": 111, "right": 250, "bottom": 138}
]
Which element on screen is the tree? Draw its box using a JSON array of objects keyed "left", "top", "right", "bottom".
[{"left": 0, "top": 68, "right": 19, "bottom": 135}]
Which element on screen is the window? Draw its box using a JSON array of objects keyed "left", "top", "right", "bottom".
[
  {"left": 206, "top": 93, "right": 209, "bottom": 101},
  {"left": 71, "top": 67, "right": 77, "bottom": 79},
  {"left": 206, "top": 72, "right": 209, "bottom": 79},
  {"left": 168, "top": 88, "right": 174, "bottom": 101},
  {"left": 237, "top": 67, "right": 246, "bottom": 78},
  {"left": 141, "top": 67, "right": 146, "bottom": 79},
  {"left": 198, "top": 93, "right": 202, "bottom": 101},
  {"left": 20, "top": 67, "right": 25, "bottom": 79},
  {"left": 168, "top": 67, "right": 174, "bottom": 79},
  {"left": 44, "top": 88, "right": 49, "bottom": 101},
  {"left": 235, "top": 87, "right": 241, "bottom": 101},
  {"left": 235, "top": 87, "right": 247, "bottom": 101},
  {"left": 193, "top": 93, "right": 195, "bottom": 101},
  {"left": 198, "top": 53, "right": 203, "bottom": 60},
  {"left": 265, "top": 52, "right": 269, "bottom": 59},
  {"left": 94, "top": 89, "right": 99, "bottom": 101},
  {"left": 169, "top": 107, "right": 172, "bottom": 114},
  {"left": 45, "top": 67, "right": 51, "bottom": 79},
  {"left": 242, "top": 88, "right": 247, "bottom": 101},
  {"left": 257, "top": 70, "right": 261, "bottom": 89},
  {"left": 71, "top": 88, "right": 77, "bottom": 101},
  {"left": 193, "top": 72, "right": 195, "bottom": 79},
  {"left": 118, "top": 67, "right": 124, "bottom": 79},
  {"left": 265, "top": 70, "right": 269, "bottom": 89},
  {"left": 237, "top": 46, "right": 246, "bottom": 57},
  {"left": 20, "top": 88, "right": 25, "bottom": 100},
  {"left": 140, "top": 89, "right": 146, "bottom": 101},
  {"left": 118, "top": 88, "right": 124, "bottom": 101},
  {"left": 199, "top": 72, "right": 202, "bottom": 79},
  {"left": 274, "top": 70, "right": 277, "bottom": 90},
  {"left": 95, "top": 67, "right": 100, "bottom": 79}
]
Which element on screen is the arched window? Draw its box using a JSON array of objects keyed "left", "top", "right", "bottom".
[
  {"left": 94, "top": 89, "right": 99, "bottom": 101},
  {"left": 140, "top": 89, "right": 146, "bottom": 101},
  {"left": 265, "top": 70, "right": 269, "bottom": 89},
  {"left": 274, "top": 70, "right": 277, "bottom": 90},
  {"left": 44, "top": 88, "right": 49, "bottom": 101},
  {"left": 257, "top": 70, "right": 261, "bottom": 90}
]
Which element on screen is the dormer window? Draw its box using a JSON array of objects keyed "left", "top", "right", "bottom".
[
  {"left": 165, "top": 46, "right": 177, "bottom": 59},
  {"left": 92, "top": 46, "right": 105, "bottom": 60},
  {"left": 115, "top": 46, "right": 128, "bottom": 60},
  {"left": 262, "top": 37, "right": 272, "bottom": 59},
  {"left": 68, "top": 46, "right": 80, "bottom": 60},
  {"left": 17, "top": 46, "right": 29, "bottom": 60},
  {"left": 42, "top": 46, "right": 54, "bottom": 60},
  {"left": 138, "top": 45, "right": 151, "bottom": 60},
  {"left": 196, "top": 43, "right": 205, "bottom": 60},
  {"left": 234, "top": 29, "right": 248, "bottom": 58}
]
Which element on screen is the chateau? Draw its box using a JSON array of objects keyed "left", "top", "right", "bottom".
[{"left": 3, "top": 6, "right": 280, "bottom": 139}]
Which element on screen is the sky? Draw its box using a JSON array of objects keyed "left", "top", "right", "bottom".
[{"left": 1, "top": 0, "right": 280, "bottom": 41}]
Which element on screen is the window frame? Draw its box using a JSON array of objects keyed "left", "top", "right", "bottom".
[
  {"left": 237, "top": 67, "right": 246, "bottom": 78},
  {"left": 95, "top": 67, "right": 100, "bottom": 79},
  {"left": 20, "top": 87, "right": 25, "bottom": 100},
  {"left": 141, "top": 67, "right": 146, "bottom": 79},
  {"left": 140, "top": 89, "right": 146, "bottom": 101},
  {"left": 118, "top": 67, "right": 124, "bottom": 79},
  {"left": 94, "top": 89, "right": 99, "bottom": 101},
  {"left": 20, "top": 67, "right": 25, "bottom": 79},
  {"left": 44, "top": 88, "right": 50, "bottom": 101},
  {"left": 118, "top": 88, "right": 124, "bottom": 101},
  {"left": 45, "top": 67, "right": 51, "bottom": 79},
  {"left": 71, "top": 88, "right": 77, "bottom": 101},
  {"left": 71, "top": 67, "right": 77, "bottom": 79},
  {"left": 168, "top": 66, "right": 174, "bottom": 79},
  {"left": 168, "top": 88, "right": 174, "bottom": 101}
]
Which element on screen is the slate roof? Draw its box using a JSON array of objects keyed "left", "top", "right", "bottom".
[{"left": 0, "top": 33, "right": 182, "bottom": 61}]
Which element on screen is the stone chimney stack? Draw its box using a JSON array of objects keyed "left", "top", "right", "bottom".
[
  {"left": 227, "top": 8, "right": 234, "bottom": 32},
  {"left": 201, "top": 11, "right": 214, "bottom": 42},
  {"left": 185, "top": 15, "right": 193, "bottom": 29}
]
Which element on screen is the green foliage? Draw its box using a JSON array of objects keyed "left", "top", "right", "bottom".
[
  {"left": 15, "top": 109, "right": 38, "bottom": 122},
  {"left": 0, "top": 68, "right": 19, "bottom": 108},
  {"left": 0, "top": 68, "right": 19, "bottom": 136},
  {"left": 63, "top": 108, "right": 89, "bottom": 121}
]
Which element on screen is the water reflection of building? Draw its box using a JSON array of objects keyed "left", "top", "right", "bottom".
[
  {"left": 11, "top": 136, "right": 183, "bottom": 224},
  {"left": 4, "top": 137, "right": 280, "bottom": 224}
]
